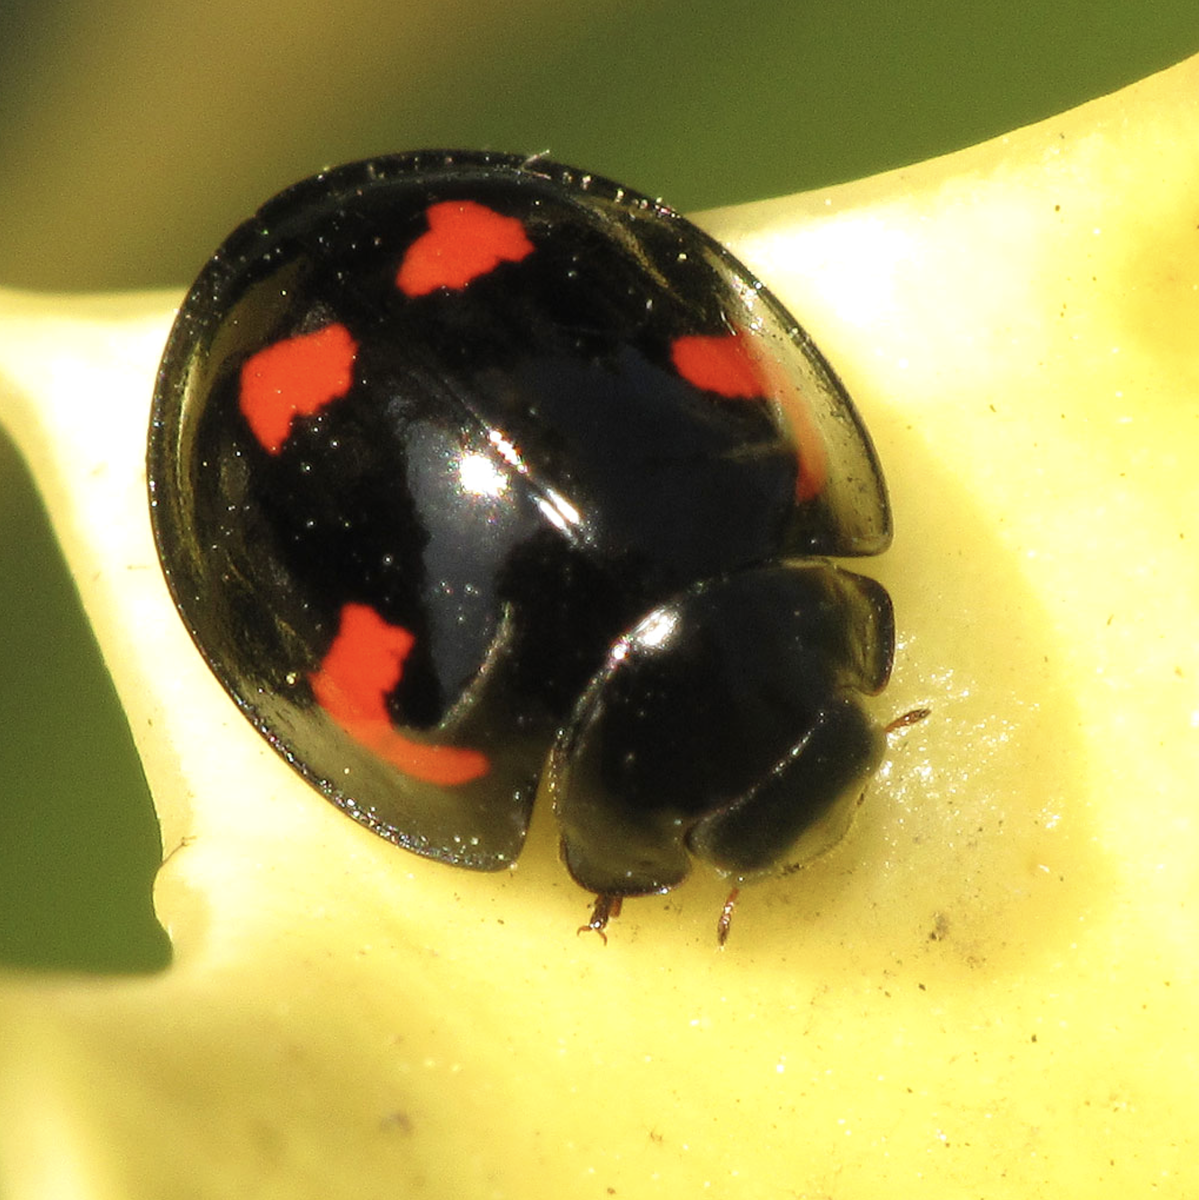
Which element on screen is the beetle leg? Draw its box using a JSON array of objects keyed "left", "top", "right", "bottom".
[
  {"left": 716, "top": 886, "right": 741, "bottom": 946},
  {"left": 577, "top": 893, "right": 623, "bottom": 944}
]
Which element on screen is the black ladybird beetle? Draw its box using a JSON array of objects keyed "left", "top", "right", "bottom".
[{"left": 148, "top": 150, "right": 895, "bottom": 943}]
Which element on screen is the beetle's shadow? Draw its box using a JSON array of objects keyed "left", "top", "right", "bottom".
[{"left": 512, "top": 397, "right": 1105, "bottom": 983}]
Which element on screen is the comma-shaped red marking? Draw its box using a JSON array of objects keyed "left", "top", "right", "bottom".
[
  {"left": 671, "top": 331, "right": 828, "bottom": 502},
  {"left": 309, "top": 602, "right": 490, "bottom": 786},
  {"left": 671, "top": 332, "right": 765, "bottom": 399},
  {"left": 396, "top": 200, "right": 535, "bottom": 296},
  {"left": 240, "top": 323, "right": 358, "bottom": 454},
  {"left": 753, "top": 352, "right": 829, "bottom": 503}
]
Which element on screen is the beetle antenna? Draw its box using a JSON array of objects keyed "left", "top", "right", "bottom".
[{"left": 884, "top": 707, "right": 930, "bottom": 735}]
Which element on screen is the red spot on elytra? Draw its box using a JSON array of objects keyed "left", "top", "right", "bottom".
[
  {"left": 753, "top": 350, "right": 829, "bottom": 503},
  {"left": 671, "top": 331, "right": 828, "bottom": 502},
  {"left": 240, "top": 323, "right": 358, "bottom": 454},
  {"left": 309, "top": 603, "right": 490, "bottom": 786},
  {"left": 671, "top": 333, "right": 765, "bottom": 399},
  {"left": 396, "top": 200, "right": 535, "bottom": 296}
]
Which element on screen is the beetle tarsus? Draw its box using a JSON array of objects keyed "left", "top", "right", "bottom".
[
  {"left": 578, "top": 893, "right": 623, "bottom": 944},
  {"left": 716, "top": 887, "right": 741, "bottom": 946}
]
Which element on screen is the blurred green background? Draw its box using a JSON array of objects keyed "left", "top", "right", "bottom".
[{"left": 1, "top": 0, "right": 1196, "bottom": 972}]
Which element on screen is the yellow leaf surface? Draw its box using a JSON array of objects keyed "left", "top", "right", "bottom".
[{"left": 2, "top": 54, "right": 1197, "bottom": 1198}]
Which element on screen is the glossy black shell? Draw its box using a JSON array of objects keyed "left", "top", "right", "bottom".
[{"left": 148, "top": 150, "right": 892, "bottom": 888}]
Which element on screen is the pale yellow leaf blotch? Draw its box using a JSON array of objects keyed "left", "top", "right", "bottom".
[{"left": 2, "top": 55, "right": 1198, "bottom": 1198}]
